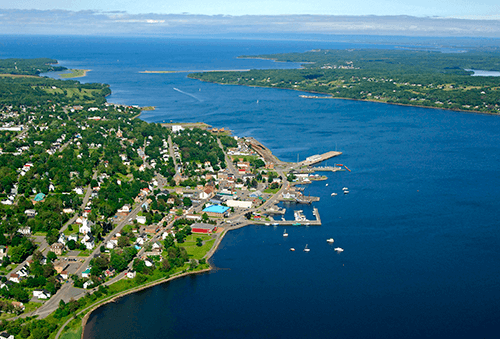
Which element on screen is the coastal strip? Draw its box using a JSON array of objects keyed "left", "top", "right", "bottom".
[
  {"left": 140, "top": 69, "right": 250, "bottom": 74},
  {"left": 60, "top": 69, "right": 91, "bottom": 78}
]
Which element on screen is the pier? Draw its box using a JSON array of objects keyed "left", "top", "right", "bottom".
[{"left": 299, "top": 151, "right": 342, "bottom": 167}]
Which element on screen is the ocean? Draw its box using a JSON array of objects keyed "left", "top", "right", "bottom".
[{"left": 1, "top": 36, "right": 499, "bottom": 338}]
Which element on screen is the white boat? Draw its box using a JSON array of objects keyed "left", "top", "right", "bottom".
[
  {"left": 304, "top": 244, "right": 310, "bottom": 252},
  {"left": 326, "top": 183, "right": 329, "bottom": 186},
  {"left": 283, "top": 229, "right": 288, "bottom": 237},
  {"left": 334, "top": 247, "right": 344, "bottom": 252},
  {"left": 327, "top": 238, "right": 334, "bottom": 243},
  {"left": 273, "top": 223, "right": 279, "bottom": 226},
  {"left": 331, "top": 192, "right": 337, "bottom": 196},
  {"left": 342, "top": 187, "right": 348, "bottom": 191},
  {"left": 344, "top": 190, "right": 349, "bottom": 194},
  {"left": 290, "top": 248, "right": 295, "bottom": 251},
  {"left": 265, "top": 223, "right": 270, "bottom": 226}
]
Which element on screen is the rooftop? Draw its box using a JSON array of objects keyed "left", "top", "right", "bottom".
[{"left": 202, "top": 205, "right": 230, "bottom": 214}]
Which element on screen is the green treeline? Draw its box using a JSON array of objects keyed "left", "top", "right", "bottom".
[{"left": 189, "top": 49, "right": 500, "bottom": 114}]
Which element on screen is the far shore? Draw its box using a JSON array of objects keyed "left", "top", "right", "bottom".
[
  {"left": 140, "top": 69, "right": 250, "bottom": 74},
  {"left": 191, "top": 77, "right": 498, "bottom": 116}
]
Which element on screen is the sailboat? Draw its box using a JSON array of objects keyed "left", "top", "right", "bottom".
[
  {"left": 334, "top": 247, "right": 344, "bottom": 252},
  {"left": 327, "top": 238, "right": 334, "bottom": 243},
  {"left": 304, "top": 244, "right": 310, "bottom": 252},
  {"left": 283, "top": 229, "right": 288, "bottom": 237}
]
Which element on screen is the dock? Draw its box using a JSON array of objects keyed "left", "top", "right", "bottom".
[{"left": 299, "top": 151, "right": 342, "bottom": 167}]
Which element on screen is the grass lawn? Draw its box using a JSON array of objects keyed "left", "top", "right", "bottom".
[
  {"left": 24, "top": 301, "right": 43, "bottom": 313},
  {"left": 59, "top": 321, "right": 83, "bottom": 339},
  {"left": 63, "top": 228, "right": 77, "bottom": 236},
  {"left": 183, "top": 234, "right": 215, "bottom": 260},
  {"left": 34, "top": 231, "right": 48, "bottom": 236},
  {"left": 77, "top": 250, "right": 91, "bottom": 257}
]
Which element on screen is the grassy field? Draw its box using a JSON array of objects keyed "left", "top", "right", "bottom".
[
  {"left": 182, "top": 234, "right": 215, "bottom": 260},
  {"left": 41, "top": 87, "right": 98, "bottom": 100}
]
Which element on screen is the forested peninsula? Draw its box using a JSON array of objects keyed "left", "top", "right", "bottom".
[{"left": 188, "top": 49, "right": 500, "bottom": 114}]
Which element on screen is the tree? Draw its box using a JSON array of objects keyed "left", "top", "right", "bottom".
[
  {"left": 67, "top": 239, "right": 76, "bottom": 250},
  {"left": 196, "top": 238, "right": 203, "bottom": 247},
  {"left": 118, "top": 236, "right": 130, "bottom": 248},
  {"left": 47, "top": 251, "right": 57, "bottom": 262}
]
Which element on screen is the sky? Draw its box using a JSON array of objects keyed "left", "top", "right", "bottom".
[{"left": 0, "top": 0, "right": 499, "bottom": 19}]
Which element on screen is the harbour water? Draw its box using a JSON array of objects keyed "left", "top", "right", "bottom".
[{"left": 2, "top": 36, "right": 500, "bottom": 338}]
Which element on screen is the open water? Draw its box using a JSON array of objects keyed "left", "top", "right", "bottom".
[{"left": 1, "top": 36, "right": 500, "bottom": 338}]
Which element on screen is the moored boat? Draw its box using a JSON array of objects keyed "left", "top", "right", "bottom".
[{"left": 327, "top": 238, "right": 334, "bottom": 243}]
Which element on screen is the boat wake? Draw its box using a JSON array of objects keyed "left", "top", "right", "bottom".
[{"left": 173, "top": 87, "right": 203, "bottom": 102}]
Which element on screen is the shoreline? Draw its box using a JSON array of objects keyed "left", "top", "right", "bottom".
[
  {"left": 79, "top": 223, "right": 242, "bottom": 338},
  {"left": 190, "top": 77, "right": 499, "bottom": 116}
]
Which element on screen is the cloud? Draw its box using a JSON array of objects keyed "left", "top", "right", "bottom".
[{"left": 1, "top": 9, "right": 500, "bottom": 38}]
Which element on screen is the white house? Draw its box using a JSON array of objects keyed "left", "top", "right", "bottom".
[
  {"left": 83, "top": 280, "right": 94, "bottom": 289},
  {"left": 126, "top": 271, "right": 136, "bottom": 279},
  {"left": 73, "top": 187, "right": 84, "bottom": 195},
  {"left": 81, "top": 233, "right": 95, "bottom": 250},
  {"left": 136, "top": 216, "right": 147, "bottom": 224},
  {"left": 81, "top": 268, "right": 91, "bottom": 278},
  {"left": 8, "top": 273, "right": 20, "bottom": 283},
  {"left": 33, "top": 289, "right": 51, "bottom": 299}
]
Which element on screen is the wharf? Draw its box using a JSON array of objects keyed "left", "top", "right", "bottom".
[{"left": 299, "top": 151, "right": 342, "bottom": 167}]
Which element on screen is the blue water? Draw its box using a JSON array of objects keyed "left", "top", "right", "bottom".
[{"left": 2, "top": 36, "right": 500, "bottom": 338}]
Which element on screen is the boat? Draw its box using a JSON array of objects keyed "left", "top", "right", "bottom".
[
  {"left": 273, "top": 223, "right": 279, "bottom": 226},
  {"left": 293, "top": 222, "right": 301, "bottom": 226},
  {"left": 290, "top": 248, "right": 295, "bottom": 251},
  {"left": 344, "top": 190, "right": 349, "bottom": 194},
  {"left": 304, "top": 244, "right": 310, "bottom": 252},
  {"left": 283, "top": 229, "right": 288, "bottom": 237},
  {"left": 334, "top": 247, "right": 344, "bottom": 252},
  {"left": 331, "top": 192, "right": 337, "bottom": 196},
  {"left": 342, "top": 187, "right": 348, "bottom": 191},
  {"left": 327, "top": 238, "right": 334, "bottom": 243},
  {"left": 265, "top": 223, "right": 270, "bottom": 226},
  {"left": 335, "top": 164, "right": 343, "bottom": 167},
  {"left": 325, "top": 183, "right": 329, "bottom": 186}
]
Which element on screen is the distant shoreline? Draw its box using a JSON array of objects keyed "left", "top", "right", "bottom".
[
  {"left": 140, "top": 69, "right": 250, "bottom": 74},
  {"left": 191, "top": 76, "right": 497, "bottom": 116}
]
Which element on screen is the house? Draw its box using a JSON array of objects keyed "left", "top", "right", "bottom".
[
  {"left": 33, "top": 289, "right": 51, "bottom": 299},
  {"left": 106, "top": 237, "right": 118, "bottom": 249},
  {"left": 151, "top": 242, "right": 162, "bottom": 250},
  {"left": 81, "top": 268, "right": 91, "bottom": 278},
  {"left": 18, "top": 266, "right": 29, "bottom": 278},
  {"left": 83, "top": 280, "right": 94, "bottom": 289},
  {"left": 104, "top": 269, "right": 115, "bottom": 277},
  {"left": 191, "top": 223, "right": 218, "bottom": 234},
  {"left": 60, "top": 271, "right": 69, "bottom": 280},
  {"left": 57, "top": 233, "right": 67, "bottom": 245},
  {"left": 136, "top": 237, "right": 145, "bottom": 246},
  {"left": 0, "top": 332, "right": 14, "bottom": 339},
  {"left": 8, "top": 273, "right": 19, "bottom": 284},
  {"left": 12, "top": 301, "right": 25, "bottom": 311},
  {"left": 73, "top": 187, "right": 84, "bottom": 195},
  {"left": 199, "top": 187, "right": 214, "bottom": 200},
  {"left": 63, "top": 208, "right": 75, "bottom": 214},
  {"left": 136, "top": 216, "right": 147, "bottom": 224},
  {"left": 202, "top": 205, "right": 230, "bottom": 218},
  {"left": 0, "top": 245, "right": 7, "bottom": 260},
  {"left": 126, "top": 271, "right": 136, "bottom": 279},
  {"left": 81, "top": 233, "right": 95, "bottom": 250},
  {"left": 24, "top": 209, "right": 37, "bottom": 218},
  {"left": 117, "top": 204, "right": 131, "bottom": 216},
  {"left": 68, "top": 233, "right": 78, "bottom": 242},
  {"left": 50, "top": 243, "right": 65, "bottom": 255}
]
